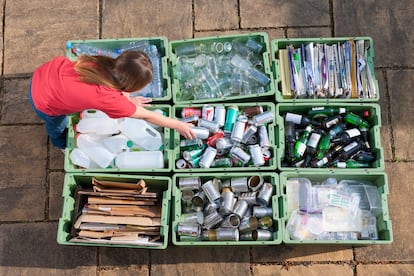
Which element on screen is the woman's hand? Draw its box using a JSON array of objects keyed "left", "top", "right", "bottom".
[
  {"left": 176, "top": 121, "right": 196, "bottom": 140},
  {"left": 123, "top": 93, "right": 153, "bottom": 107}
]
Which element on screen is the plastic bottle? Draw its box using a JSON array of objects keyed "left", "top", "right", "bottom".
[
  {"left": 69, "top": 148, "right": 99, "bottom": 169},
  {"left": 75, "top": 117, "right": 120, "bottom": 135},
  {"left": 75, "top": 134, "right": 116, "bottom": 168},
  {"left": 116, "top": 40, "right": 150, "bottom": 54},
  {"left": 80, "top": 109, "right": 109, "bottom": 119},
  {"left": 149, "top": 45, "right": 163, "bottom": 98},
  {"left": 102, "top": 134, "right": 133, "bottom": 154},
  {"left": 118, "top": 118, "right": 163, "bottom": 150},
  {"left": 67, "top": 42, "right": 118, "bottom": 58},
  {"left": 114, "top": 151, "right": 164, "bottom": 169}
]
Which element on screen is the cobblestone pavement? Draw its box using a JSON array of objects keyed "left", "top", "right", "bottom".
[{"left": 0, "top": 0, "right": 413, "bottom": 275}]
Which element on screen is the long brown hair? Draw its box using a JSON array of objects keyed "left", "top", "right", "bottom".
[{"left": 74, "top": 50, "right": 153, "bottom": 92}]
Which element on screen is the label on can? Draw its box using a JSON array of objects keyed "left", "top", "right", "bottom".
[
  {"left": 202, "top": 104, "right": 215, "bottom": 121},
  {"left": 182, "top": 108, "right": 201, "bottom": 118}
]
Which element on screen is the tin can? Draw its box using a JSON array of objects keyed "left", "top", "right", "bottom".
[
  {"left": 192, "top": 126, "right": 210, "bottom": 139},
  {"left": 220, "top": 214, "right": 240, "bottom": 228},
  {"left": 199, "top": 146, "right": 217, "bottom": 168},
  {"left": 224, "top": 105, "right": 239, "bottom": 132},
  {"left": 230, "top": 177, "right": 249, "bottom": 193},
  {"left": 257, "top": 182, "right": 273, "bottom": 206},
  {"left": 214, "top": 105, "right": 226, "bottom": 127},
  {"left": 242, "top": 105, "right": 263, "bottom": 118},
  {"left": 180, "top": 211, "right": 204, "bottom": 224},
  {"left": 219, "top": 189, "right": 235, "bottom": 215},
  {"left": 239, "top": 192, "right": 257, "bottom": 205},
  {"left": 247, "top": 175, "right": 264, "bottom": 192},
  {"left": 262, "top": 149, "right": 271, "bottom": 162},
  {"left": 201, "top": 179, "right": 222, "bottom": 206},
  {"left": 191, "top": 191, "right": 206, "bottom": 208},
  {"left": 241, "top": 124, "right": 257, "bottom": 144},
  {"left": 198, "top": 118, "right": 220, "bottom": 133},
  {"left": 258, "top": 216, "right": 273, "bottom": 230},
  {"left": 182, "top": 107, "right": 201, "bottom": 118},
  {"left": 249, "top": 144, "right": 265, "bottom": 167},
  {"left": 253, "top": 110, "right": 274, "bottom": 125},
  {"left": 230, "top": 146, "right": 251, "bottom": 165},
  {"left": 178, "top": 177, "right": 201, "bottom": 190},
  {"left": 231, "top": 115, "right": 248, "bottom": 143},
  {"left": 239, "top": 216, "right": 259, "bottom": 233},
  {"left": 177, "top": 223, "right": 201, "bottom": 237},
  {"left": 215, "top": 137, "right": 233, "bottom": 155},
  {"left": 258, "top": 125, "right": 270, "bottom": 148},
  {"left": 180, "top": 115, "right": 199, "bottom": 124},
  {"left": 255, "top": 229, "right": 273, "bottom": 241},
  {"left": 176, "top": 159, "right": 188, "bottom": 169},
  {"left": 252, "top": 206, "right": 273, "bottom": 218},
  {"left": 215, "top": 228, "right": 239, "bottom": 241},
  {"left": 203, "top": 210, "right": 223, "bottom": 229},
  {"left": 232, "top": 199, "right": 249, "bottom": 219},
  {"left": 207, "top": 130, "right": 225, "bottom": 147},
  {"left": 202, "top": 104, "right": 215, "bottom": 121},
  {"left": 180, "top": 138, "right": 204, "bottom": 151}
]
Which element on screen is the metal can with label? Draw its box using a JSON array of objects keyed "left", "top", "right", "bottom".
[
  {"left": 258, "top": 125, "right": 270, "bottom": 148},
  {"left": 199, "top": 146, "right": 217, "bottom": 168},
  {"left": 182, "top": 107, "right": 201, "bottom": 118},
  {"left": 198, "top": 118, "right": 220, "bottom": 133},
  {"left": 252, "top": 110, "right": 274, "bottom": 125},
  {"left": 202, "top": 104, "right": 215, "bottom": 121},
  {"left": 192, "top": 126, "right": 210, "bottom": 139},
  {"left": 242, "top": 105, "right": 263, "bottom": 118},
  {"left": 180, "top": 115, "right": 199, "bottom": 124},
  {"left": 230, "top": 146, "right": 251, "bottom": 165},
  {"left": 231, "top": 115, "right": 248, "bottom": 143},
  {"left": 241, "top": 124, "right": 257, "bottom": 144},
  {"left": 214, "top": 105, "right": 226, "bottom": 127},
  {"left": 224, "top": 105, "right": 239, "bottom": 132},
  {"left": 249, "top": 144, "right": 265, "bottom": 167},
  {"left": 215, "top": 137, "right": 233, "bottom": 155},
  {"left": 207, "top": 130, "right": 225, "bottom": 147},
  {"left": 180, "top": 138, "right": 204, "bottom": 151}
]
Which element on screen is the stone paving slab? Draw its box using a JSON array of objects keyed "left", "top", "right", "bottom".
[
  {"left": 251, "top": 245, "right": 353, "bottom": 262},
  {"left": 252, "top": 264, "right": 354, "bottom": 276},
  {"left": 333, "top": 0, "right": 414, "bottom": 67},
  {"left": 240, "top": 0, "right": 330, "bottom": 28},
  {"left": 356, "top": 264, "right": 414, "bottom": 276},
  {"left": 354, "top": 162, "right": 414, "bottom": 261},
  {"left": 151, "top": 246, "right": 250, "bottom": 275},
  {"left": 194, "top": 0, "right": 239, "bottom": 31},
  {"left": 0, "top": 222, "right": 97, "bottom": 271},
  {"left": 388, "top": 70, "right": 414, "bottom": 161},
  {"left": 4, "top": 0, "right": 99, "bottom": 75},
  {"left": 49, "top": 172, "right": 64, "bottom": 220},
  {"left": 0, "top": 125, "right": 47, "bottom": 221},
  {"left": 102, "top": 0, "right": 193, "bottom": 41}
]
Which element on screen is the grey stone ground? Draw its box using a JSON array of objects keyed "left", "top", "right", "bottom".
[{"left": 0, "top": 0, "right": 413, "bottom": 275}]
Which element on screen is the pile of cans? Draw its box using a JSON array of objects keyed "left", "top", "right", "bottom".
[
  {"left": 176, "top": 176, "right": 275, "bottom": 242},
  {"left": 176, "top": 104, "right": 274, "bottom": 169}
]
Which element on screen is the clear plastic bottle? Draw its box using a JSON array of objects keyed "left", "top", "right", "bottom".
[
  {"left": 67, "top": 42, "right": 118, "bottom": 58},
  {"left": 116, "top": 40, "right": 151, "bottom": 54},
  {"left": 75, "top": 134, "right": 115, "bottom": 168},
  {"left": 114, "top": 151, "right": 164, "bottom": 169},
  {"left": 118, "top": 118, "right": 163, "bottom": 150},
  {"left": 149, "top": 45, "right": 163, "bottom": 98}
]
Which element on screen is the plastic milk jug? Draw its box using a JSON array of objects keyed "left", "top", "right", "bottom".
[{"left": 118, "top": 118, "right": 163, "bottom": 150}]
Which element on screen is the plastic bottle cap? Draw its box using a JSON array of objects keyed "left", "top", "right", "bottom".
[
  {"left": 126, "top": 140, "right": 134, "bottom": 148},
  {"left": 66, "top": 41, "right": 72, "bottom": 49}
]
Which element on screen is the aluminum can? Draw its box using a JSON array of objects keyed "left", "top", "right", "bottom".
[
  {"left": 247, "top": 175, "right": 264, "bottom": 192},
  {"left": 230, "top": 177, "right": 249, "bottom": 193},
  {"left": 177, "top": 223, "right": 201, "bottom": 237},
  {"left": 258, "top": 125, "right": 270, "bottom": 148},
  {"left": 257, "top": 182, "right": 273, "bottom": 206},
  {"left": 241, "top": 124, "right": 257, "bottom": 144},
  {"left": 224, "top": 105, "right": 239, "bottom": 132},
  {"left": 180, "top": 138, "right": 204, "bottom": 151},
  {"left": 230, "top": 146, "right": 251, "bottom": 164},
  {"left": 176, "top": 159, "right": 188, "bottom": 169},
  {"left": 178, "top": 177, "right": 201, "bottom": 190},
  {"left": 214, "top": 105, "right": 226, "bottom": 127},
  {"left": 182, "top": 107, "right": 201, "bottom": 118},
  {"left": 198, "top": 118, "right": 220, "bottom": 133},
  {"left": 201, "top": 179, "right": 222, "bottom": 206},
  {"left": 242, "top": 105, "right": 263, "bottom": 118},
  {"left": 231, "top": 115, "right": 248, "bottom": 143},
  {"left": 239, "top": 217, "right": 259, "bottom": 233},
  {"left": 253, "top": 110, "right": 274, "bottom": 125},
  {"left": 192, "top": 126, "right": 210, "bottom": 139},
  {"left": 252, "top": 206, "right": 273, "bottom": 218},
  {"left": 215, "top": 137, "right": 233, "bottom": 155},
  {"left": 180, "top": 115, "right": 199, "bottom": 124},
  {"left": 249, "top": 144, "right": 265, "bottom": 167},
  {"left": 202, "top": 104, "right": 215, "bottom": 121},
  {"left": 207, "top": 130, "right": 225, "bottom": 147},
  {"left": 232, "top": 199, "right": 249, "bottom": 219},
  {"left": 199, "top": 146, "right": 217, "bottom": 168}
]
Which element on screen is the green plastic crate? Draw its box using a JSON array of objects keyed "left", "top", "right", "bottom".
[
  {"left": 65, "top": 37, "right": 171, "bottom": 102},
  {"left": 271, "top": 37, "right": 379, "bottom": 103},
  {"left": 279, "top": 171, "right": 392, "bottom": 244},
  {"left": 64, "top": 105, "right": 174, "bottom": 173},
  {"left": 170, "top": 32, "right": 275, "bottom": 104},
  {"left": 172, "top": 102, "right": 277, "bottom": 172},
  {"left": 172, "top": 172, "right": 282, "bottom": 246},
  {"left": 57, "top": 173, "right": 172, "bottom": 249},
  {"left": 276, "top": 103, "right": 384, "bottom": 172}
]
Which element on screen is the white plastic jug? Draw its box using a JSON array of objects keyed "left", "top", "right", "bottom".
[
  {"left": 69, "top": 147, "right": 99, "bottom": 168},
  {"left": 76, "top": 134, "right": 115, "bottom": 168},
  {"left": 102, "top": 134, "right": 133, "bottom": 154},
  {"left": 80, "top": 109, "right": 110, "bottom": 119},
  {"left": 75, "top": 117, "right": 120, "bottom": 135},
  {"left": 114, "top": 151, "right": 164, "bottom": 169},
  {"left": 118, "top": 118, "right": 163, "bottom": 150}
]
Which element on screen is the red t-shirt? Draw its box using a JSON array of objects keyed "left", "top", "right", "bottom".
[{"left": 31, "top": 57, "right": 136, "bottom": 118}]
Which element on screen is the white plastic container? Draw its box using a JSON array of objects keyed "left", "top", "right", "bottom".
[
  {"left": 118, "top": 118, "right": 163, "bottom": 150},
  {"left": 69, "top": 148, "right": 99, "bottom": 169},
  {"left": 114, "top": 151, "right": 164, "bottom": 169},
  {"left": 75, "top": 134, "right": 115, "bottom": 168},
  {"left": 102, "top": 134, "right": 133, "bottom": 154},
  {"left": 75, "top": 117, "right": 120, "bottom": 135},
  {"left": 80, "top": 109, "right": 110, "bottom": 119}
]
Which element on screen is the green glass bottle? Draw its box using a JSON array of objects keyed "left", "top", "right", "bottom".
[
  {"left": 308, "top": 106, "right": 347, "bottom": 119},
  {"left": 293, "top": 125, "right": 313, "bottom": 160},
  {"left": 344, "top": 112, "right": 369, "bottom": 129},
  {"left": 335, "top": 159, "right": 370, "bottom": 168}
]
